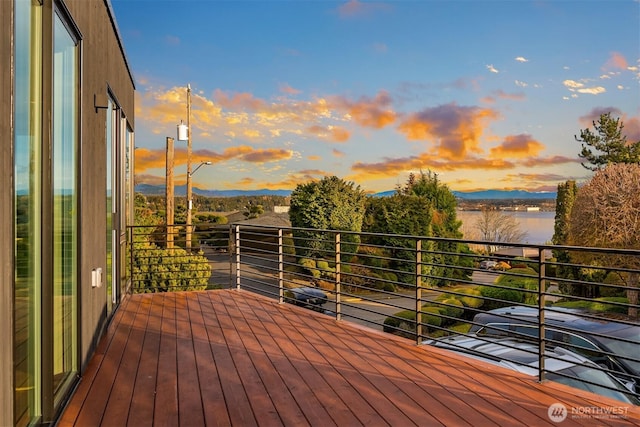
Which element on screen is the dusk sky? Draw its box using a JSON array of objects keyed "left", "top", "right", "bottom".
[{"left": 111, "top": 0, "right": 640, "bottom": 194}]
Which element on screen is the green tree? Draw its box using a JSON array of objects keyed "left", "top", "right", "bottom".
[
  {"left": 363, "top": 171, "right": 468, "bottom": 286},
  {"left": 363, "top": 194, "right": 435, "bottom": 284},
  {"left": 400, "top": 171, "right": 466, "bottom": 285},
  {"left": 399, "top": 171, "right": 462, "bottom": 239},
  {"left": 552, "top": 180, "right": 578, "bottom": 245},
  {"left": 568, "top": 163, "right": 640, "bottom": 318},
  {"left": 551, "top": 180, "right": 589, "bottom": 297},
  {"left": 575, "top": 113, "right": 640, "bottom": 171},
  {"left": 289, "top": 176, "right": 367, "bottom": 260}
]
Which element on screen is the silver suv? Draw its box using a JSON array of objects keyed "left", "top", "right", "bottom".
[
  {"left": 423, "top": 334, "right": 640, "bottom": 405},
  {"left": 469, "top": 306, "right": 640, "bottom": 391}
]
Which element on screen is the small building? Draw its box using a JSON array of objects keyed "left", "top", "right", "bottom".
[
  {"left": 1, "top": 1, "right": 135, "bottom": 424},
  {"left": 492, "top": 247, "right": 552, "bottom": 260}
]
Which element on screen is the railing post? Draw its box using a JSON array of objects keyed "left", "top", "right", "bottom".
[
  {"left": 415, "top": 239, "right": 422, "bottom": 344},
  {"left": 129, "top": 226, "right": 134, "bottom": 294},
  {"left": 335, "top": 232, "right": 341, "bottom": 321},
  {"left": 278, "top": 228, "right": 284, "bottom": 304},
  {"left": 235, "top": 225, "right": 241, "bottom": 291},
  {"left": 538, "top": 246, "right": 546, "bottom": 383}
]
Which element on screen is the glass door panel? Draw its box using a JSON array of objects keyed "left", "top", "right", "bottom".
[
  {"left": 52, "top": 11, "right": 78, "bottom": 400},
  {"left": 14, "top": 0, "right": 42, "bottom": 424}
]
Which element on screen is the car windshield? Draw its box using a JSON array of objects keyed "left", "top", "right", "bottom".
[
  {"left": 595, "top": 327, "right": 640, "bottom": 375},
  {"left": 547, "top": 365, "right": 640, "bottom": 405}
]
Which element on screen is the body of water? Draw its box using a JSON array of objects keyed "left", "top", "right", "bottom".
[{"left": 457, "top": 210, "right": 555, "bottom": 245}]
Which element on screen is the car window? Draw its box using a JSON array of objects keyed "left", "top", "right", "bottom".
[
  {"left": 562, "top": 333, "right": 599, "bottom": 351},
  {"left": 476, "top": 324, "right": 512, "bottom": 337},
  {"left": 548, "top": 365, "right": 639, "bottom": 405}
]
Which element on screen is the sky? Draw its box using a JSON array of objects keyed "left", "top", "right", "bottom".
[{"left": 111, "top": 0, "right": 640, "bottom": 194}]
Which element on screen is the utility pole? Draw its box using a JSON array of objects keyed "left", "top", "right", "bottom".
[
  {"left": 166, "top": 136, "right": 174, "bottom": 249},
  {"left": 185, "top": 84, "right": 193, "bottom": 250}
]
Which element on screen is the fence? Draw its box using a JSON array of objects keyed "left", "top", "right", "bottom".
[{"left": 128, "top": 222, "right": 640, "bottom": 404}]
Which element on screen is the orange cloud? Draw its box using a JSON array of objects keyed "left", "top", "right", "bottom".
[
  {"left": 602, "top": 52, "right": 628, "bottom": 71},
  {"left": 490, "top": 134, "right": 544, "bottom": 159},
  {"left": 330, "top": 91, "right": 396, "bottom": 129},
  {"left": 214, "top": 90, "right": 267, "bottom": 111},
  {"left": 135, "top": 145, "right": 294, "bottom": 176},
  {"left": 134, "top": 173, "right": 166, "bottom": 186},
  {"left": 348, "top": 148, "right": 582, "bottom": 184},
  {"left": 503, "top": 173, "right": 571, "bottom": 182},
  {"left": 241, "top": 148, "right": 294, "bottom": 163},
  {"left": 279, "top": 83, "right": 301, "bottom": 95},
  {"left": 396, "top": 103, "right": 499, "bottom": 159},
  {"left": 519, "top": 155, "right": 582, "bottom": 167},
  {"left": 254, "top": 169, "right": 332, "bottom": 190},
  {"left": 307, "top": 125, "right": 351, "bottom": 142}
]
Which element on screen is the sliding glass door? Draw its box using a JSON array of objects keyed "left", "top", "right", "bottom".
[
  {"left": 14, "top": 0, "right": 42, "bottom": 424},
  {"left": 52, "top": 8, "right": 78, "bottom": 404}
]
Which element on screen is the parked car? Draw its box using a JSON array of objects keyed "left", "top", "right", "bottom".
[
  {"left": 284, "top": 286, "right": 329, "bottom": 312},
  {"left": 479, "top": 260, "right": 497, "bottom": 270},
  {"left": 423, "top": 334, "right": 640, "bottom": 405},
  {"left": 469, "top": 306, "right": 640, "bottom": 390}
]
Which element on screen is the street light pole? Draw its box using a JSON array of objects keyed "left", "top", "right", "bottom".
[{"left": 185, "top": 84, "right": 193, "bottom": 250}]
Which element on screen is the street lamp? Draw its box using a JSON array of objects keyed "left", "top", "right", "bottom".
[
  {"left": 189, "top": 161, "right": 212, "bottom": 178},
  {"left": 186, "top": 160, "right": 211, "bottom": 211}
]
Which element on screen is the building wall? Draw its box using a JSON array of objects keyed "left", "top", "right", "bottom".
[
  {"left": 65, "top": 0, "right": 135, "bottom": 367},
  {"left": 1, "top": 0, "right": 135, "bottom": 424}
]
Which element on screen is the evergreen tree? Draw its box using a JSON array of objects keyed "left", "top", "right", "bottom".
[
  {"left": 364, "top": 171, "right": 469, "bottom": 286},
  {"left": 289, "top": 176, "right": 367, "bottom": 260},
  {"left": 552, "top": 180, "right": 577, "bottom": 245},
  {"left": 575, "top": 113, "right": 640, "bottom": 171}
]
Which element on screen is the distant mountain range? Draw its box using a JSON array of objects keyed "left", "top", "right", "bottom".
[
  {"left": 135, "top": 184, "right": 291, "bottom": 198},
  {"left": 135, "top": 184, "right": 556, "bottom": 200}
]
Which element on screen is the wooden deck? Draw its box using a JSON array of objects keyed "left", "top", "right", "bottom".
[{"left": 58, "top": 290, "right": 640, "bottom": 426}]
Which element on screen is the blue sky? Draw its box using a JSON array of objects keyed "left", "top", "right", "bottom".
[{"left": 111, "top": 0, "right": 640, "bottom": 193}]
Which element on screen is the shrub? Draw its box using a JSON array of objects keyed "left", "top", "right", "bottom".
[
  {"left": 299, "top": 258, "right": 316, "bottom": 269},
  {"left": 380, "top": 271, "right": 398, "bottom": 283},
  {"left": 299, "top": 258, "right": 321, "bottom": 279},
  {"left": 599, "top": 272, "right": 627, "bottom": 298},
  {"left": 554, "top": 297, "right": 630, "bottom": 314},
  {"left": 478, "top": 284, "right": 525, "bottom": 310},
  {"left": 455, "top": 287, "right": 484, "bottom": 309},
  {"left": 383, "top": 305, "right": 443, "bottom": 337},
  {"left": 494, "top": 267, "right": 538, "bottom": 305},
  {"left": 132, "top": 242, "right": 211, "bottom": 293},
  {"left": 438, "top": 298, "right": 465, "bottom": 319}
]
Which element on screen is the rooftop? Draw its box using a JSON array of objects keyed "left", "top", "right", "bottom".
[{"left": 59, "top": 290, "right": 640, "bottom": 426}]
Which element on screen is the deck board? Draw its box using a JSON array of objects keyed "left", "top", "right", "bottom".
[{"left": 59, "top": 290, "right": 640, "bottom": 427}]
